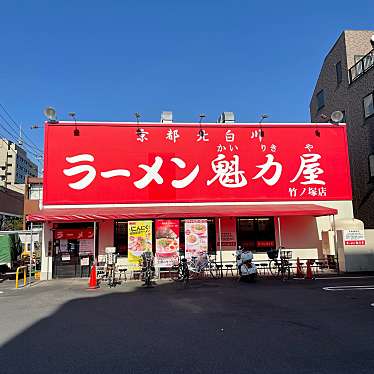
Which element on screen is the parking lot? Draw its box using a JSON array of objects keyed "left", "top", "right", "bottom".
[{"left": 1, "top": 276, "right": 374, "bottom": 374}]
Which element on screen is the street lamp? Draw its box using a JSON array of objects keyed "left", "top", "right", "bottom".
[
  {"left": 259, "top": 114, "right": 269, "bottom": 138},
  {"left": 198, "top": 113, "right": 206, "bottom": 138},
  {"left": 69, "top": 112, "right": 79, "bottom": 136}
]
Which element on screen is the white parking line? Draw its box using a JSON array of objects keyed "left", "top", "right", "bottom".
[
  {"left": 0, "top": 291, "right": 3, "bottom": 294},
  {"left": 317, "top": 276, "right": 374, "bottom": 280},
  {"left": 323, "top": 285, "right": 374, "bottom": 291},
  {"left": 371, "top": 303, "right": 374, "bottom": 307}
]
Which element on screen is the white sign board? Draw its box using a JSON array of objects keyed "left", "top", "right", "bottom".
[
  {"left": 344, "top": 229, "right": 365, "bottom": 246},
  {"left": 80, "top": 257, "right": 90, "bottom": 266}
]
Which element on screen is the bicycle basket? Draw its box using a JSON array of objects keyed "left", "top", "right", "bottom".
[{"left": 267, "top": 249, "right": 279, "bottom": 259}]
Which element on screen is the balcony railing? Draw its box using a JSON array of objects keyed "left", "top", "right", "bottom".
[{"left": 349, "top": 49, "right": 374, "bottom": 83}]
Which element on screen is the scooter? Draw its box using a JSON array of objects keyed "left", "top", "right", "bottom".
[{"left": 235, "top": 247, "right": 257, "bottom": 282}]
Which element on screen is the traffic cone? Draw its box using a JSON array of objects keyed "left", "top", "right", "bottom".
[
  {"left": 88, "top": 264, "right": 99, "bottom": 289},
  {"left": 305, "top": 260, "right": 314, "bottom": 280},
  {"left": 296, "top": 257, "right": 304, "bottom": 278}
]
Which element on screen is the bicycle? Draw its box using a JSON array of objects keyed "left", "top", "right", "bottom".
[
  {"left": 172, "top": 254, "right": 216, "bottom": 286},
  {"left": 106, "top": 263, "right": 117, "bottom": 287},
  {"left": 140, "top": 252, "right": 155, "bottom": 288},
  {"left": 171, "top": 257, "right": 189, "bottom": 287},
  {"left": 187, "top": 254, "right": 217, "bottom": 279},
  {"left": 267, "top": 248, "right": 292, "bottom": 280}
]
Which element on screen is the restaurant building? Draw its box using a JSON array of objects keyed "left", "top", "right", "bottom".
[{"left": 28, "top": 119, "right": 357, "bottom": 279}]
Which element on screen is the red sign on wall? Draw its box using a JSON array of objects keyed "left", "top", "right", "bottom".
[
  {"left": 54, "top": 228, "right": 94, "bottom": 240},
  {"left": 43, "top": 122, "right": 352, "bottom": 205}
]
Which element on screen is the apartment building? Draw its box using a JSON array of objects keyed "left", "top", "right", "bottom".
[
  {"left": 23, "top": 176, "right": 43, "bottom": 229},
  {"left": 310, "top": 30, "right": 374, "bottom": 228},
  {"left": 0, "top": 138, "right": 38, "bottom": 188}
]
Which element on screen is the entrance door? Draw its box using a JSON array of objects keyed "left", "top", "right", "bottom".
[{"left": 52, "top": 225, "right": 95, "bottom": 278}]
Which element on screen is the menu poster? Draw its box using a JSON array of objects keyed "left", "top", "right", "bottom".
[
  {"left": 184, "top": 219, "right": 208, "bottom": 260},
  {"left": 79, "top": 239, "right": 94, "bottom": 255},
  {"left": 128, "top": 220, "right": 152, "bottom": 267},
  {"left": 59, "top": 239, "right": 68, "bottom": 254},
  {"left": 155, "top": 220, "right": 179, "bottom": 267}
]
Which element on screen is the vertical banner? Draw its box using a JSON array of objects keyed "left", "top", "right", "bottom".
[
  {"left": 215, "top": 217, "right": 237, "bottom": 251},
  {"left": 128, "top": 220, "right": 153, "bottom": 267},
  {"left": 155, "top": 219, "right": 180, "bottom": 267},
  {"left": 185, "top": 219, "right": 208, "bottom": 260}
]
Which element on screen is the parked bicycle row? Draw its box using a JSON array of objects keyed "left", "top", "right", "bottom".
[{"left": 95, "top": 247, "right": 336, "bottom": 287}]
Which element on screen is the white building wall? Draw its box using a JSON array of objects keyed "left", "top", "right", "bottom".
[{"left": 40, "top": 224, "right": 53, "bottom": 280}]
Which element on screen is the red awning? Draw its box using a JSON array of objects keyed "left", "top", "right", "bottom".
[{"left": 27, "top": 204, "right": 337, "bottom": 222}]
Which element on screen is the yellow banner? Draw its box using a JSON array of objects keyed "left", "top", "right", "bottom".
[{"left": 128, "top": 221, "right": 152, "bottom": 267}]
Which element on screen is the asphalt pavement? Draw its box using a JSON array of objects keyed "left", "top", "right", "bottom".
[{"left": 0, "top": 276, "right": 374, "bottom": 374}]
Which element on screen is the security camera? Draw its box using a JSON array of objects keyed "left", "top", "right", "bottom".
[
  {"left": 371, "top": 35, "right": 374, "bottom": 48},
  {"left": 320, "top": 114, "right": 328, "bottom": 121}
]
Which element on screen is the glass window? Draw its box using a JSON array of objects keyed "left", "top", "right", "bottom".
[
  {"left": 114, "top": 221, "right": 128, "bottom": 256},
  {"left": 28, "top": 184, "right": 43, "bottom": 200},
  {"left": 317, "top": 90, "right": 325, "bottom": 110},
  {"left": 363, "top": 53, "right": 373, "bottom": 70},
  {"left": 336, "top": 61, "right": 342, "bottom": 84},
  {"left": 237, "top": 217, "right": 275, "bottom": 253},
  {"left": 341, "top": 110, "right": 346, "bottom": 122},
  {"left": 364, "top": 93, "right": 374, "bottom": 119}
]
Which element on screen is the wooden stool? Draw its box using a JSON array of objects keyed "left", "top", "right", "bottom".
[
  {"left": 225, "top": 264, "right": 234, "bottom": 277},
  {"left": 118, "top": 268, "right": 127, "bottom": 281},
  {"left": 215, "top": 264, "right": 223, "bottom": 278}
]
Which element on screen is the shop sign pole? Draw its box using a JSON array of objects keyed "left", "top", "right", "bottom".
[
  {"left": 218, "top": 218, "right": 223, "bottom": 278},
  {"left": 277, "top": 216, "right": 282, "bottom": 248},
  {"left": 29, "top": 222, "right": 34, "bottom": 286},
  {"left": 332, "top": 215, "right": 340, "bottom": 274}
]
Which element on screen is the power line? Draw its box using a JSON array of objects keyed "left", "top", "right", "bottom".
[
  {"left": 0, "top": 102, "right": 43, "bottom": 153},
  {"left": 0, "top": 120, "right": 42, "bottom": 159},
  {"left": 0, "top": 112, "right": 43, "bottom": 155},
  {"left": 0, "top": 126, "right": 40, "bottom": 159}
]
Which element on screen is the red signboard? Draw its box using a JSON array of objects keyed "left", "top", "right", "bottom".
[
  {"left": 345, "top": 240, "right": 365, "bottom": 245},
  {"left": 53, "top": 228, "right": 94, "bottom": 240},
  {"left": 43, "top": 122, "right": 352, "bottom": 205}
]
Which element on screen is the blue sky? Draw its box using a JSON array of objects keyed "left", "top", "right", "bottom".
[{"left": 0, "top": 0, "right": 373, "bottom": 162}]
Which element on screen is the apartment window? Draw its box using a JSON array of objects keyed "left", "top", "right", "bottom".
[
  {"left": 317, "top": 89, "right": 325, "bottom": 110},
  {"left": 355, "top": 55, "right": 364, "bottom": 76},
  {"left": 28, "top": 184, "right": 43, "bottom": 200},
  {"left": 363, "top": 93, "right": 374, "bottom": 119},
  {"left": 341, "top": 110, "right": 346, "bottom": 123},
  {"left": 336, "top": 61, "right": 342, "bottom": 84}
]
